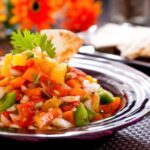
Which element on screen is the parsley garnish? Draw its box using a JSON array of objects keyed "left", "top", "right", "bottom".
[{"left": 10, "top": 30, "right": 56, "bottom": 58}]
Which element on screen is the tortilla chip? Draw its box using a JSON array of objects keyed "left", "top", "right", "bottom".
[{"left": 41, "top": 29, "right": 84, "bottom": 62}]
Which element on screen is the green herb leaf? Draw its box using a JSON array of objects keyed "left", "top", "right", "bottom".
[
  {"left": 10, "top": 29, "right": 56, "bottom": 58},
  {"left": 37, "top": 33, "right": 56, "bottom": 58}
]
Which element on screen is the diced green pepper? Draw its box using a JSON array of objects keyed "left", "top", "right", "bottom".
[
  {"left": 86, "top": 107, "right": 96, "bottom": 121},
  {"left": 99, "top": 89, "right": 114, "bottom": 104},
  {"left": 0, "top": 91, "right": 16, "bottom": 112},
  {"left": 75, "top": 103, "right": 89, "bottom": 127}
]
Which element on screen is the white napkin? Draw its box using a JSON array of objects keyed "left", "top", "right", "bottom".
[{"left": 79, "top": 23, "right": 150, "bottom": 59}]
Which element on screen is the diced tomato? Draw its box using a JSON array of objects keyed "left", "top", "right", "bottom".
[
  {"left": 0, "top": 49, "right": 3, "bottom": 56},
  {"left": 93, "top": 113, "right": 103, "bottom": 121},
  {"left": 61, "top": 104, "right": 73, "bottom": 112},
  {"left": 17, "top": 102, "right": 35, "bottom": 127},
  {"left": 2, "top": 111, "right": 10, "bottom": 118},
  {"left": 15, "top": 89, "right": 22, "bottom": 101},
  {"left": 29, "top": 95, "right": 43, "bottom": 103},
  {"left": 0, "top": 74, "right": 5, "bottom": 80},
  {"left": 48, "top": 82, "right": 61, "bottom": 96},
  {"left": 48, "top": 82, "right": 71, "bottom": 97},
  {"left": 26, "top": 59, "right": 35, "bottom": 68},
  {"left": 61, "top": 101, "right": 78, "bottom": 112},
  {"left": 102, "top": 113, "right": 112, "bottom": 118},
  {"left": 40, "top": 74, "right": 49, "bottom": 82},
  {"left": 72, "top": 101, "right": 79, "bottom": 106},
  {"left": 69, "top": 67, "right": 86, "bottom": 77},
  {"left": 45, "top": 81, "right": 70, "bottom": 97},
  {"left": 12, "top": 66, "right": 28, "bottom": 73}
]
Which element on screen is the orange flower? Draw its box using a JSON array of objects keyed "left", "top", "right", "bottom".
[
  {"left": 9, "top": 0, "right": 101, "bottom": 32},
  {"left": 10, "top": 0, "right": 57, "bottom": 30},
  {"left": 63, "top": 0, "right": 101, "bottom": 32},
  {"left": 0, "top": 0, "right": 7, "bottom": 22},
  {"left": 50, "top": 0, "right": 68, "bottom": 11}
]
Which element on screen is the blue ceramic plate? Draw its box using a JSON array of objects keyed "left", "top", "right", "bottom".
[{"left": 0, "top": 54, "right": 150, "bottom": 141}]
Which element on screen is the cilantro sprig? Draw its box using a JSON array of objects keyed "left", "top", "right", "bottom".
[{"left": 10, "top": 30, "right": 56, "bottom": 58}]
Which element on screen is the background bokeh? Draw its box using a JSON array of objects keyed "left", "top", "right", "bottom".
[{"left": 0, "top": 0, "right": 102, "bottom": 37}]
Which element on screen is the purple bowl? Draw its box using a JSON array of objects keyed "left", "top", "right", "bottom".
[{"left": 0, "top": 54, "right": 150, "bottom": 141}]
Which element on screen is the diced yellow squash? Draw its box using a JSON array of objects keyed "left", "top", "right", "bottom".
[
  {"left": 34, "top": 58, "right": 57, "bottom": 76},
  {"left": 12, "top": 54, "right": 27, "bottom": 66},
  {"left": 85, "top": 75, "right": 97, "bottom": 83},
  {"left": 50, "top": 63, "right": 67, "bottom": 84},
  {"left": 42, "top": 97, "right": 62, "bottom": 111},
  {"left": 91, "top": 93, "right": 100, "bottom": 112},
  {"left": 1, "top": 54, "right": 13, "bottom": 76}
]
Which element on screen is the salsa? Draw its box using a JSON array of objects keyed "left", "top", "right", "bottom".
[{"left": 0, "top": 30, "right": 122, "bottom": 130}]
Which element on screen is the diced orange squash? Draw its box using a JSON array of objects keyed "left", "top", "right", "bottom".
[
  {"left": 100, "top": 97, "right": 121, "bottom": 114},
  {"left": 5, "top": 85, "right": 13, "bottom": 92},
  {"left": 50, "top": 63, "right": 67, "bottom": 84},
  {"left": 34, "top": 58, "right": 57, "bottom": 76},
  {"left": 93, "top": 113, "right": 103, "bottom": 121},
  {"left": 49, "top": 108, "right": 62, "bottom": 118},
  {"left": 62, "top": 110, "right": 75, "bottom": 124},
  {"left": 67, "top": 79, "right": 81, "bottom": 88},
  {"left": 34, "top": 108, "right": 62, "bottom": 128},
  {"left": 34, "top": 112, "right": 53, "bottom": 129},
  {"left": 25, "top": 88, "right": 41, "bottom": 97},
  {"left": 70, "top": 86, "right": 84, "bottom": 97},
  {"left": 0, "top": 77, "right": 10, "bottom": 86},
  {"left": 10, "top": 77, "right": 25, "bottom": 88},
  {"left": 111, "top": 97, "right": 121, "bottom": 111},
  {"left": 23, "top": 67, "right": 39, "bottom": 82}
]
